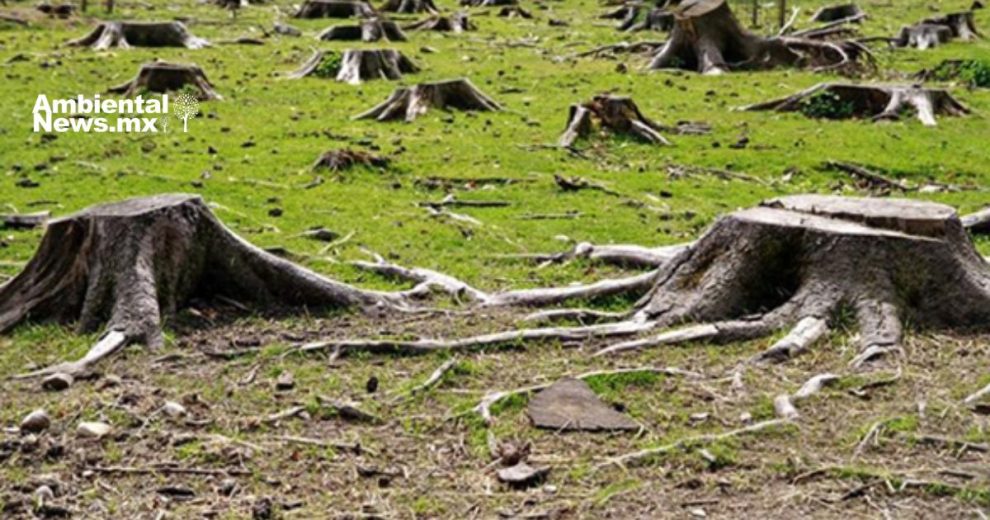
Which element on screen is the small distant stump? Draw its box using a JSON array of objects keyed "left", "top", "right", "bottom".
[
  {"left": 810, "top": 3, "right": 864, "bottom": 23},
  {"left": 313, "top": 149, "right": 389, "bottom": 171},
  {"left": 527, "top": 378, "right": 638, "bottom": 431},
  {"left": 67, "top": 21, "right": 210, "bottom": 49},
  {"left": 294, "top": 0, "right": 376, "bottom": 18},
  {"left": 108, "top": 62, "right": 222, "bottom": 100},
  {"left": 894, "top": 11, "right": 981, "bottom": 49},
  {"left": 36, "top": 3, "right": 75, "bottom": 18},
  {"left": 317, "top": 18, "right": 407, "bottom": 42},
  {"left": 379, "top": 0, "right": 438, "bottom": 14},
  {"left": 404, "top": 12, "right": 475, "bottom": 32},
  {"left": 354, "top": 78, "right": 500, "bottom": 122},
  {"left": 743, "top": 83, "right": 969, "bottom": 126},
  {"left": 497, "top": 6, "right": 531, "bottom": 18},
  {"left": 288, "top": 49, "right": 417, "bottom": 84},
  {"left": 560, "top": 95, "right": 670, "bottom": 147}
]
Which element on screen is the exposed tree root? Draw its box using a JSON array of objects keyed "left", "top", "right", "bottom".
[
  {"left": 498, "top": 241, "right": 692, "bottom": 268},
  {"left": 317, "top": 18, "right": 407, "bottom": 42},
  {"left": 470, "top": 366, "right": 701, "bottom": 425},
  {"left": 595, "top": 418, "right": 790, "bottom": 470},
  {"left": 571, "top": 41, "right": 665, "bottom": 59},
  {"left": 379, "top": 0, "right": 437, "bottom": 14},
  {"left": 404, "top": 12, "right": 474, "bottom": 33},
  {"left": 605, "top": 4, "right": 673, "bottom": 32},
  {"left": 312, "top": 149, "right": 389, "bottom": 171},
  {"left": 0, "top": 195, "right": 399, "bottom": 378},
  {"left": 288, "top": 49, "right": 417, "bottom": 84},
  {"left": 559, "top": 95, "right": 671, "bottom": 147},
  {"left": 773, "top": 373, "right": 840, "bottom": 419},
  {"left": 647, "top": 0, "right": 872, "bottom": 75},
  {"left": 742, "top": 83, "right": 970, "bottom": 126},
  {"left": 108, "top": 61, "right": 221, "bottom": 100},
  {"left": 294, "top": 0, "right": 375, "bottom": 18},
  {"left": 67, "top": 21, "right": 210, "bottom": 50},
  {"left": 353, "top": 78, "right": 499, "bottom": 122}
]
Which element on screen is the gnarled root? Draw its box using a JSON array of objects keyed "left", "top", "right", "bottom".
[
  {"left": 312, "top": 149, "right": 389, "bottom": 171},
  {"left": 742, "top": 83, "right": 969, "bottom": 126},
  {"left": 559, "top": 95, "right": 671, "bottom": 147},
  {"left": 67, "top": 21, "right": 210, "bottom": 50},
  {"left": 108, "top": 61, "right": 221, "bottom": 100},
  {"left": 379, "top": 0, "right": 438, "bottom": 14},
  {"left": 404, "top": 12, "right": 474, "bottom": 32},
  {"left": 0, "top": 195, "right": 397, "bottom": 377},
  {"left": 318, "top": 18, "right": 407, "bottom": 42},
  {"left": 353, "top": 78, "right": 499, "bottom": 122}
]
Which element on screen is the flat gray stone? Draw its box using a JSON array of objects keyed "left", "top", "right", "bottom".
[{"left": 527, "top": 378, "right": 638, "bottom": 432}]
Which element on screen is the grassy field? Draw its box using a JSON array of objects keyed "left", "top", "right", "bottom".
[{"left": 2, "top": 0, "right": 990, "bottom": 517}]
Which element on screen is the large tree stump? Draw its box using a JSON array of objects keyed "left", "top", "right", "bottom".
[
  {"left": 648, "top": 0, "right": 870, "bottom": 75},
  {"left": 559, "top": 95, "right": 670, "bottom": 147},
  {"left": 108, "top": 62, "right": 222, "bottom": 100},
  {"left": 743, "top": 83, "right": 970, "bottom": 126},
  {"left": 404, "top": 12, "right": 475, "bottom": 32},
  {"left": 600, "top": 195, "right": 990, "bottom": 365},
  {"left": 354, "top": 79, "right": 500, "bottom": 122},
  {"left": 379, "top": 0, "right": 437, "bottom": 14},
  {"left": 317, "top": 18, "right": 407, "bottom": 41},
  {"left": 287, "top": 49, "right": 418, "bottom": 84},
  {"left": 0, "top": 195, "right": 393, "bottom": 376},
  {"left": 294, "top": 0, "right": 375, "bottom": 18},
  {"left": 67, "top": 21, "right": 210, "bottom": 49}
]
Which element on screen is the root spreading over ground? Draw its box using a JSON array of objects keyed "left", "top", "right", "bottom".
[
  {"left": 317, "top": 18, "right": 406, "bottom": 42},
  {"left": 67, "top": 21, "right": 210, "bottom": 49},
  {"left": 353, "top": 78, "right": 500, "bottom": 122},
  {"left": 287, "top": 49, "right": 417, "bottom": 84},
  {"left": 108, "top": 61, "right": 221, "bottom": 100}
]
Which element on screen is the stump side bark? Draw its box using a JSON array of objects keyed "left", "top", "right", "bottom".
[
  {"left": 67, "top": 21, "right": 210, "bottom": 49},
  {"left": 294, "top": 0, "right": 376, "bottom": 18},
  {"left": 318, "top": 18, "right": 407, "bottom": 41},
  {"left": 354, "top": 79, "right": 500, "bottom": 122},
  {"left": 559, "top": 95, "right": 671, "bottom": 147},
  {"left": 379, "top": 0, "right": 438, "bottom": 14},
  {"left": 108, "top": 62, "right": 222, "bottom": 100},
  {"left": 404, "top": 13, "right": 475, "bottom": 32}
]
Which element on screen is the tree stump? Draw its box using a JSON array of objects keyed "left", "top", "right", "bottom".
[
  {"left": 379, "top": 0, "right": 437, "bottom": 14},
  {"left": 810, "top": 3, "right": 863, "bottom": 23},
  {"left": 287, "top": 49, "right": 418, "bottom": 84},
  {"left": 108, "top": 62, "right": 222, "bottom": 100},
  {"left": 647, "top": 0, "right": 870, "bottom": 74},
  {"left": 294, "top": 0, "right": 375, "bottom": 18},
  {"left": 608, "top": 195, "right": 990, "bottom": 364},
  {"left": 313, "top": 149, "right": 389, "bottom": 171},
  {"left": 404, "top": 12, "right": 475, "bottom": 32},
  {"left": 742, "top": 83, "right": 969, "bottom": 126},
  {"left": 67, "top": 21, "right": 210, "bottom": 50},
  {"left": 354, "top": 78, "right": 500, "bottom": 122},
  {"left": 559, "top": 95, "right": 670, "bottom": 147},
  {"left": 892, "top": 11, "right": 981, "bottom": 49},
  {"left": 36, "top": 3, "right": 75, "bottom": 18},
  {"left": 0, "top": 195, "right": 393, "bottom": 376},
  {"left": 605, "top": 4, "right": 673, "bottom": 32},
  {"left": 317, "top": 18, "right": 407, "bottom": 41},
  {"left": 497, "top": 6, "right": 531, "bottom": 18}
]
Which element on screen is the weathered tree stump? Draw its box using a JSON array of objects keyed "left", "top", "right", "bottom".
[
  {"left": 294, "top": 0, "right": 375, "bottom": 18},
  {"left": 313, "top": 149, "right": 389, "bottom": 171},
  {"left": 287, "top": 49, "right": 418, "bottom": 84},
  {"left": 892, "top": 11, "right": 981, "bottom": 49},
  {"left": 460, "top": 0, "right": 515, "bottom": 7},
  {"left": 810, "top": 3, "right": 863, "bottom": 23},
  {"left": 605, "top": 4, "right": 673, "bottom": 32},
  {"left": 0, "top": 195, "right": 393, "bottom": 376},
  {"left": 599, "top": 195, "right": 990, "bottom": 366},
  {"left": 559, "top": 95, "right": 670, "bottom": 147},
  {"left": 37, "top": 3, "right": 75, "bottom": 18},
  {"left": 648, "top": 0, "right": 870, "bottom": 74},
  {"left": 67, "top": 21, "right": 210, "bottom": 49},
  {"left": 379, "top": 0, "right": 437, "bottom": 14},
  {"left": 317, "top": 18, "right": 406, "bottom": 41},
  {"left": 742, "top": 83, "right": 969, "bottom": 126},
  {"left": 404, "top": 12, "right": 475, "bottom": 32},
  {"left": 354, "top": 78, "right": 500, "bottom": 122},
  {"left": 497, "top": 6, "right": 531, "bottom": 18},
  {"left": 108, "top": 62, "right": 222, "bottom": 100}
]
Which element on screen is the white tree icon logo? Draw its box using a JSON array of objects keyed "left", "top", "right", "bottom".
[{"left": 173, "top": 92, "right": 200, "bottom": 133}]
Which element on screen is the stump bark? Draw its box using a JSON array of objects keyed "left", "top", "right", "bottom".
[
  {"left": 295, "top": 0, "right": 375, "bottom": 18},
  {"left": 648, "top": 0, "right": 870, "bottom": 74},
  {"left": 67, "top": 21, "right": 210, "bottom": 49},
  {"left": 37, "top": 3, "right": 75, "bottom": 18},
  {"left": 288, "top": 49, "right": 417, "bottom": 84},
  {"left": 559, "top": 95, "right": 670, "bottom": 147},
  {"left": 0, "top": 195, "right": 394, "bottom": 376},
  {"left": 108, "top": 62, "right": 222, "bottom": 100},
  {"left": 810, "top": 3, "right": 863, "bottom": 23},
  {"left": 743, "top": 83, "right": 970, "bottom": 126},
  {"left": 606, "top": 5, "right": 673, "bottom": 32},
  {"left": 317, "top": 18, "right": 406, "bottom": 41},
  {"left": 379, "top": 0, "right": 437, "bottom": 14},
  {"left": 354, "top": 78, "right": 500, "bottom": 122},
  {"left": 404, "top": 12, "right": 475, "bottom": 32},
  {"left": 609, "top": 195, "right": 990, "bottom": 363}
]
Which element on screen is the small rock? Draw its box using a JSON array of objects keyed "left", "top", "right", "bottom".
[
  {"left": 20, "top": 434, "right": 39, "bottom": 453},
  {"left": 497, "top": 463, "right": 549, "bottom": 489},
  {"left": 35, "top": 485, "right": 55, "bottom": 502},
  {"left": 275, "top": 371, "right": 295, "bottom": 391},
  {"left": 253, "top": 497, "right": 275, "bottom": 519},
  {"left": 20, "top": 409, "right": 51, "bottom": 433},
  {"left": 365, "top": 376, "right": 379, "bottom": 394},
  {"left": 218, "top": 478, "right": 237, "bottom": 496},
  {"left": 76, "top": 421, "right": 111, "bottom": 439},
  {"left": 162, "top": 401, "right": 187, "bottom": 418},
  {"left": 41, "top": 373, "right": 73, "bottom": 392}
]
